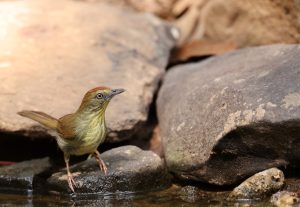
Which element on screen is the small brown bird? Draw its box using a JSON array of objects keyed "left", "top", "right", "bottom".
[{"left": 18, "top": 87, "right": 125, "bottom": 192}]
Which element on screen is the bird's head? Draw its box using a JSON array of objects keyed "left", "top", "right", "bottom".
[{"left": 78, "top": 86, "right": 125, "bottom": 113}]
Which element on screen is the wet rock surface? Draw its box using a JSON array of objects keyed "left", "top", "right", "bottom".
[
  {"left": 157, "top": 44, "right": 300, "bottom": 185},
  {"left": 271, "top": 191, "right": 300, "bottom": 207},
  {"left": 229, "top": 168, "right": 284, "bottom": 199},
  {"left": 0, "top": 0, "right": 175, "bottom": 142},
  {"left": 0, "top": 157, "right": 52, "bottom": 191},
  {"left": 47, "top": 146, "right": 170, "bottom": 194}
]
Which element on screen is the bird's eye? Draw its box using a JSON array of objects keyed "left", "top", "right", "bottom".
[{"left": 96, "top": 93, "right": 104, "bottom": 99}]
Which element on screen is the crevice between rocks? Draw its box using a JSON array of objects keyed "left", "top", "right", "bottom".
[
  {"left": 121, "top": 81, "right": 161, "bottom": 154},
  {"left": 167, "top": 51, "right": 212, "bottom": 69}
]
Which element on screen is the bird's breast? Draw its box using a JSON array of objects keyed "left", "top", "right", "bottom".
[{"left": 57, "top": 116, "right": 107, "bottom": 156}]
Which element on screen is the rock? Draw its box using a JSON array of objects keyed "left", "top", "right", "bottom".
[
  {"left": 0, "top": 0, "right": 175, "bottom": 142},
  {"left": 0, "top": 157, "right": 52, "bottom": 191},
  {"left": 229, "top": 168, "right": 284, "bottom": 199},
  {"left": 271, "top": 191, "right": 300, "bottom": 207},
  {"left": 157, "top": 44, "right": 300, "bottom": 185},
  {"left": 47, "top": 146, "right": 170, "bottom": 194},
  {"left": 179, "top": 186, "right": 202, "bottom": 203}
]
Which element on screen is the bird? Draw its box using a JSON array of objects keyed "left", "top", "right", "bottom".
[{"left": 18, "top": 86, "right": 125, "bottom": 192}]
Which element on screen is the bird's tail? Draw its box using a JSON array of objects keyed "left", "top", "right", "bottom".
[{"left": 18, "top": 110, "right": 58, "bottom": 130}]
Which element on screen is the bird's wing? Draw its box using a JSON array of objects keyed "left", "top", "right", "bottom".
[
  {"left": 18, "top": 110, "right": 58, "bottom": 130},
  {"left": 57, "top": 114, "right": 77, "bottom": 139}
]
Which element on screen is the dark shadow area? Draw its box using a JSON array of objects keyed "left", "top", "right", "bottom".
[
  {"left": 183, "top": 120, "right": 300, "bottom": 185},
  {"left": 172, "top": 176, "right": 234, "bottom": 192},
  {"left": 0, "top": 133, "right": 59, "bottom": 163}
]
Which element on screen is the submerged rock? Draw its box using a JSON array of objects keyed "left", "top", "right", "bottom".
[
  {"left": 179, "top": 186, "right": 202, "bottom": 203},
  {"left": 47, "top": 146, "right": 170, "bottom": 194},
  {"left": 157, "top": 44, "right": 300, "bottom": 185},
  {"left": 0, "top": 0, "right": 175, "bottom": 142},
  {"left": 0, "top": 157, "right": 52, "bottom": 191},
  {"left": 229, "top": 168, "right": 284, "bottom": 199},
  {"left": 271, "top": 191, "right": 300, "bottom": 207}
]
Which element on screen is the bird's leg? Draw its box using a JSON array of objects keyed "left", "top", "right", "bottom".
[
  {"left": 94, "top": 150, "right": 107, "bottom": 175},
  {"left": 64, "top": 154, "right": 77, "bottom": 192}
]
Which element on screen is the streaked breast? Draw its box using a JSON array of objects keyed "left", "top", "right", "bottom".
[{"left": 57, "top": 112, "right": 107, "bottom": 155}]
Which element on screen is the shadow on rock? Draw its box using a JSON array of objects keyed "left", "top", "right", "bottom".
[{"left": 184, "top": 120, "right": 300, "bottom": 185}]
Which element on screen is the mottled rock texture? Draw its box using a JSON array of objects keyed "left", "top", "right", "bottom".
[
  {"left": 47, "top": 146, "right": 170, "bottom": 194},
  {"left": 0, "top": 0, "right": 175, "bottom": 142},
  {"left": 229, "top": 168, "right": 284, "bottom": 199},
  {"left": 157, "top": 44, "right": 300, "bottom": 185}
]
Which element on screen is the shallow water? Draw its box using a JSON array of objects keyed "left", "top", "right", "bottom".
[{"left": 0, "top": 186, "right": 274, "bottom": 207}]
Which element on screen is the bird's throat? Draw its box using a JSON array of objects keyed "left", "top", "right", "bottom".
[{"left": 74, "top": 107, "right": 107, "bottom": 138}]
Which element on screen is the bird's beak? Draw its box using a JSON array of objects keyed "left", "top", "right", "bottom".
[{"left": 106, "top": 88, "right": 125, "bottom": 100}]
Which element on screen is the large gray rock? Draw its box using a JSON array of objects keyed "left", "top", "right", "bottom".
[
  {"left": 0, "top": 0, "right": 175, "bottom": 141},
  {"left": 157, "top": 44, "right": 300, "bottom": 185},
  {"left": 47, "top": 146, "right": 170, "bottom": 194},
  {"left": 0, "top": 157, "right": 52, "bottom": 191}
]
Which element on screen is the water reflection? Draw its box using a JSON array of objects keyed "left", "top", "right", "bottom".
[{"left": 0, "top": 186, "right": 274, "bottom": 207}]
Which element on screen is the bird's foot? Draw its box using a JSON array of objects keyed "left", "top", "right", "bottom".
[
  {"left": 97, "top": 158, "right": 108, "bottom": 175},
  {"left": 67, "top": 173, "right": 77, "bottom": 192},
  {"left": 94, "top": 150, "right": 108, "bottom": 175}
]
